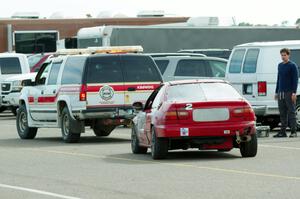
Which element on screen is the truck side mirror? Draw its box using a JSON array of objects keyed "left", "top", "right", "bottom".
[{"left": 22, "top": 79, "right": 34, "bottom": 87}]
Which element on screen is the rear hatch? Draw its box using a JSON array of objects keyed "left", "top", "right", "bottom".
[{"left": 84, "top": 55, "right": 162, "bottom": 110}]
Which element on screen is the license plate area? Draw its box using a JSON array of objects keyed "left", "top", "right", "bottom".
[{"left": 193, "top": 108, "right": 229, "bottom": 122}]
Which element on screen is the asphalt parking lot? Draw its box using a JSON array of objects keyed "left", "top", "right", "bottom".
[{"left": 0, "top": 111, "right": 299, "bottom": 199}]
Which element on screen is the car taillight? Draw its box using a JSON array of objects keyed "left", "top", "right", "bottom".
[
  {"left": 79, "top": 84, "right": 87, "bottom": 101},
  {"left": 165, "top": 111, "right": 178, "bottom": 120},
  {"left": 258, "top": 81, "right": 267, "bottom": 96},
  {"left": 165, "top": 110, "right": 189, "bottom": 120}
]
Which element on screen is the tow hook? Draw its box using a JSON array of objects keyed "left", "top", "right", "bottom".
[{"left": 236, "top": 131, "right": 252, "bottom": 143}]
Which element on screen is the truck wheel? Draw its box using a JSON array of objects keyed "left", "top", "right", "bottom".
[
  {"left": 93, "top": 125, "right": 115, "bottom": 137},
  {"left": 131, "top": 125, "right": 147, "bottom": 154},
  {"left": 151, "top": 127, "right": 168, "bottom": 159},
  {"left": 240, "top": 134, "right": 258, "bottom": 158},
  {"left": 61, "top": 107, "right": 81, "bottom": 143},
  {"left": 16, "top": 105, "right": 37, "bottom": 139},
  {"left": 0, "top": 106, "right": 6, "bottom": 113}
]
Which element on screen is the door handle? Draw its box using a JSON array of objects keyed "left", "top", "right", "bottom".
[
  {"left": 127, "top": 87, "right": 136, "bottom": 91},
  {"left": 41, "top": 90, "right": 44, "bottom": 95},
  {"left": 53, "top": 90, "right": 56, "bottom": 94}
]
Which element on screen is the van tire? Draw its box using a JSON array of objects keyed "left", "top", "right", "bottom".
[
  {"left": 151, "top": 127, "right": 168, "bottom": 159},
  {"left": 240, "top": 134, "right": 257, "bottom": 158},
  {"left": 61, "top": 107, "right": 81, "bottom": 143},
  {"left": 93, "top": 125, "right": 115, "bottom": 137},
  {"left": 16, "top": 105, "right": 37, "bottom": 139},
  {"left": 131, "top": 125, "right": 147, "bottom": 154},
  {"left": 296, "top": 100, "right": 300, "bottom": 130}
]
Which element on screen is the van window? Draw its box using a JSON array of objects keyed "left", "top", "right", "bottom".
[
  {"left": 208, "top": 60, "right": 226, "bottom": 77},
  {"left": 229, "top": 49, "right": 245, "bottom": 73},
  {"left": 86, "top": 56, "right": 123, "bottom": 83},
  {"left": 290, "top": 50, "right": 300, "bottom": 76},
  {"left": 175, "top": 60, "right": 207, "bottom": 77},
  {"left": 154, "top": 60, "right": 169, "bottom": 74},
  {"left": 243, "top": 49, "right": 259, "bottom": 73},
  {"left": 47, "top": 62, "right": 61, "bottom": 85},
  {"left": 122, "top": 56, "right": 162, "bottom": 82},
  {"left": 61, "top": 57, "right": 86, "bottom": 84},
  {"left": 0, "top": 57, "right": 22, "bottom": 74}
]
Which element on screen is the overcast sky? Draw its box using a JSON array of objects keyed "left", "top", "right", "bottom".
[{"left": 1, "top": 0, "right": 299, "bottom": 25}]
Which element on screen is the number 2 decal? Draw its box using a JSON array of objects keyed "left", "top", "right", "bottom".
[{"left": 185, "top": 103, "right": 193, "bottom": 110}]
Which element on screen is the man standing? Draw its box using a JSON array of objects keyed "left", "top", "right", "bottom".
[{"left": 274, "top": 48, "right": 299, "bottom": 138}]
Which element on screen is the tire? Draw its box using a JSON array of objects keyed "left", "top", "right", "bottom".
[
  {"left": 131, "top": 125, "right": 147, "bottom": 154},
  {"left": 93, "top": 125, "right": 115, "bottom": 137},
  {"left": 16, "top": 105, "right": 37, "bottom": 139},
  {"left": 61, "top": 107, "right": 81, "bottom": 143},
  {"left": 240, "top": 134, "right": 258, "bottom": 158},
  {"left": 151, "top": 127, "right": 168, "bottom": 159},
  {"left": 296, "top": 101, "right": 300, "bottom": 130},
  {"left": 11, "top": 107, "right": 17, "bottom": 116},
  {"left": 0, "top": 106, "right": 6, "bottom": 113}
]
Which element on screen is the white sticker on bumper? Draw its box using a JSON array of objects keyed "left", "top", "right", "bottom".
[{"left": 180, "top": 128, "right": 189, "bottom": 136}]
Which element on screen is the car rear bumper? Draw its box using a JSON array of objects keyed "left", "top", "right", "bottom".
[{"left": 155, "top": 121, "right": 256, "bottom": 138}]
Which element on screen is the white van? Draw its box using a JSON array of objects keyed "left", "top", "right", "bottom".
[{"left": 225, "top": 40, "right": 300, "bottom": 129}]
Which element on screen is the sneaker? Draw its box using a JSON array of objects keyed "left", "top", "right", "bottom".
[
  {"left": 273, "top": 132, "right": 287, "bottom": 138},
  {"left": 289, "top": 133, "right": 298, "bottom": 138}
]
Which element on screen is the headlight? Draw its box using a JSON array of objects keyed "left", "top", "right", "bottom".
[
  {"left": 12, "top": 80, "right": 22, "bottom": 87},
  {"left": 12, "top": 80, "right": 23, "bottom": 92}
]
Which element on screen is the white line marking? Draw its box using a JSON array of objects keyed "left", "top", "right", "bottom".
[
  {"left": 0, "top": 183, "right": 81, "bottom": 199},
  {"left": 260, "top": 144, "right": 300, "bottom": 150}
]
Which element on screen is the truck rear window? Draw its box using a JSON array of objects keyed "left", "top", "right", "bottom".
[
  {"left": 154, "top": 60, "right": 169, "bottom": 74},
  {"left": 0, "top": 57, "right": 22, "bottom": 74},
  {"left": 121, "top": 56, "right": 162, "bottom": 82},
  {"left": 86, "top": 56, "right": 123, "bottom": 83}
]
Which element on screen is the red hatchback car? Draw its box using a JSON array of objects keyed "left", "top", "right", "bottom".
[{"left": 131, "top": 79, "right": 257, "bottom": 159}]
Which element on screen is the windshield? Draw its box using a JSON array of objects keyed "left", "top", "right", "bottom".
[
  {"left": 167, "top": 82, "right": 242, "bottom": 102},
  {"left": 27, "top": 54, "right": 44, "bottom": 69}
]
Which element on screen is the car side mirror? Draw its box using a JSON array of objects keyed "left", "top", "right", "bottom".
[
  {"left": 22, "top": 79, "right": 35, "bottom": 87},
  {"left": 133, "top": 102, "right": 144, "bottom": 112}
]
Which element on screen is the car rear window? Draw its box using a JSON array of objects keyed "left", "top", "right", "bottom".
[
  {"left": 61, "top": 56, "right": 86, "bottom": 84},
  {"left": 208, "top": 60, "right": 227, "bottom": 77},
  {"left": 0, "top": 57, "right": 22, "bottom": 74},
  {"left": 154, "top": 60, "right": 169, "bottom": 74},
  {"left": 167, "top": 83, "right": 242, "bottom": 102},
  {"left": 86, "top": 56, "right": 123, "bottom": 83},
  {"left": 243, "top": 49, "right": 259, "bottom": 73},
  {"left": 229, "top": 49, "right": 246, "bottom": 73},
  {"left": 175, "top": 60, "right": 208, "bottom": 77},
  {"left": 122, "top": 56, "right": 162, "bottom": 82}
]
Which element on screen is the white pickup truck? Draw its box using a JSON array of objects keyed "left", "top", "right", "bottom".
[{"left": 0, "top": 53, "right": 30, "bottom": 114}]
